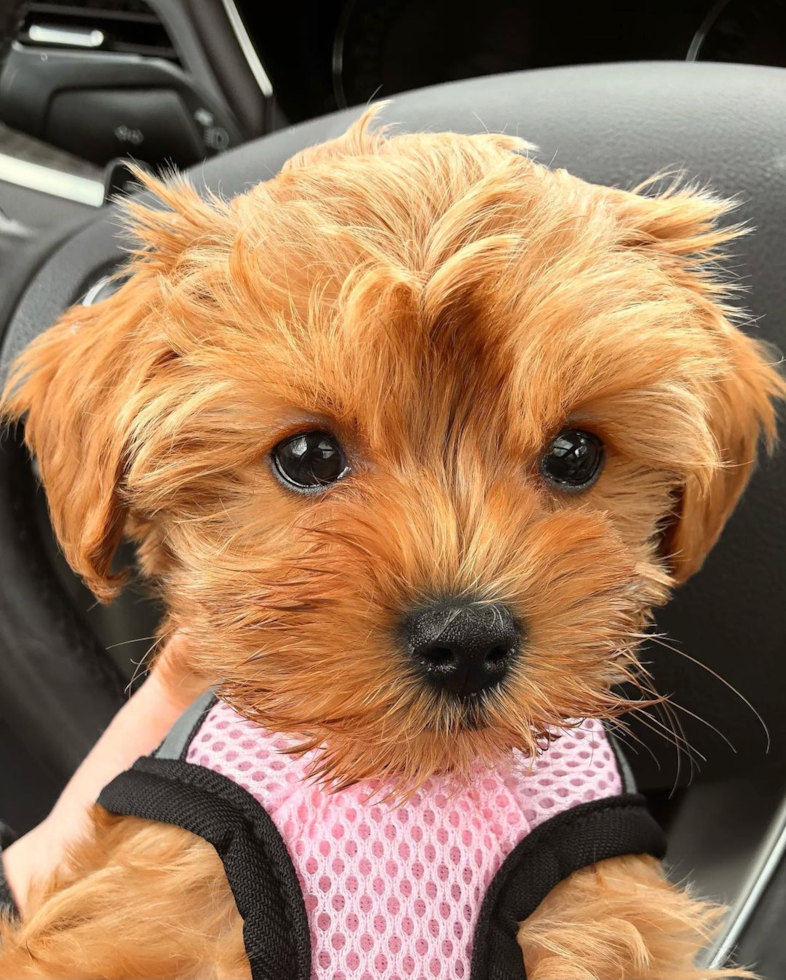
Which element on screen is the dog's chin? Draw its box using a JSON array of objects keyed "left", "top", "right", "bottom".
[
  {"left": 306, "top": 712, "right": 546, "bottom": 797},
  {"left": 435, "top": 695, "right": 491, "bottom": 732},
  {"left": 457, "top": 715, "right": 488, "bottom": 733},
  {"left": 224, "top": 677, "right": 607, "bottom": 792}
]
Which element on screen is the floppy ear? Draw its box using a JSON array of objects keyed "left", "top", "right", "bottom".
[
  {"left": 1, "top": 172, "right": 231, "bottom": 600},
  {"left": 610, "top": 181, "right": 786, "bottom": 581},
  {"left": 663, "top": 322, "right": 784, "bottom": 582}
]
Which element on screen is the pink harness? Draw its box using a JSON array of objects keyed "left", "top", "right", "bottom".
[
  {"left": 99, "top": 694, "right": 663, "bottom": 980},
  {"left": 185, "top": 702, "right": 622, "bottom": 979}
]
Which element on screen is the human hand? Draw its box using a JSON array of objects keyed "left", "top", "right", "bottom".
[{"left": 1, "top": 633, "right": 206, "bottom": 913}]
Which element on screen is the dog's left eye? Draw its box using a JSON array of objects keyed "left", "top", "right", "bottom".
[
  {"left": 272, "top": 431, "right": 349, "bottom": 491},
  {"left": 540, "top": 429, "right": 604, "bottom": 491}
]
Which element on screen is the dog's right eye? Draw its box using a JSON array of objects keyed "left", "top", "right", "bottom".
[
  {"left": 272, "top": 431, "right": 349, "bottom": 492},
  {"left": 540, "top": 428, "right": 604, "bottom": 491}
]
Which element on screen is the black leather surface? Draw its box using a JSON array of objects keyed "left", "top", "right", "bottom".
[
  {"left": 0, "top": 430, "right": 126, "bottom": 781},
  {"left": 0, "top": 202, "right": 89, "bottom": 359},
  {"left": 1, "top": 61, "right": 785, "bottom": 788}
]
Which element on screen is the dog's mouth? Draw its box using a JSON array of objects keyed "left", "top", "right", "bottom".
[
  {"left": 417, "top": 698, "right": 490, "bottom": 734},
  {"left": 417, "top": 691, "right": 494, "bottom": 734},
  {"left": 456, "top": 694, "right": 491, "bottom": 731}
]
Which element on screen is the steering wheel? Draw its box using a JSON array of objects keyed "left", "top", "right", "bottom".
[{"left": 2, "top": 56, "right": 786, "bottom": 856}]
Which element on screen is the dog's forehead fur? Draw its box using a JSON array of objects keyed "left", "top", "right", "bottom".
[{"left": 151, "top": 127, "right": 731, "bottom": 474}]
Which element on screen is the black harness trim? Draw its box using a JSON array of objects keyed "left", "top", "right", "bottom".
[
  {"left": 98, "top": 756, "right": 311, "bottom": 980},
  {"left": 470, "top": 793, "right": 667, "bottom": 980}
]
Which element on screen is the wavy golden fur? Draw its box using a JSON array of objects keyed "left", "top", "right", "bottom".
[{"left": 1, "top": 108, "right": 783, "bottom": 977}]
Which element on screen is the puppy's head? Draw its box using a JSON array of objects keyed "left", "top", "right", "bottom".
[{"left": 5, "top": 110, "right": 784, "bottom": 787}]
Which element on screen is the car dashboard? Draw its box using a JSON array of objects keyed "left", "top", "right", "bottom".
[
  {"left": 0, "top": 0, "right": 785, "bottom": 215},
  {"left": 249, "top": 0, "right": 785, "bottom": 122}
]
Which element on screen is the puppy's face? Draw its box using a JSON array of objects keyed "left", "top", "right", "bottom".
[{"left": 7, "top": 114, "right": 783, "bottom": 787}]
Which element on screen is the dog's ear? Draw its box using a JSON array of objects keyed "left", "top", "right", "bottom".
[
  {"left": 611, "top": 182, "right": 786, "bottom": 581},
  {"left": 1, "top": 172, "right": 231, "bottom": 600},
  {"left": 662, "top": 322, "right": 783, "bottom": 582}
]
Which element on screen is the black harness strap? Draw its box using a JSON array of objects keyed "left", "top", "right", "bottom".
[
  {"left": 470, "top": 793, "right": 667, "bottom": 980},
  {"left": 98, "top": 756, "right": 311, "bottom": 980}
]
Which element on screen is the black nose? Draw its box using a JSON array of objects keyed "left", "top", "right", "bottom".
[{"left": 404, "top": 601, "right": 521, "bottom": 698}]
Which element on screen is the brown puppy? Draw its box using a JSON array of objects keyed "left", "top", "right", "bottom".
[{"left": 1, "top": 110, "right": 783, "bottom": 978}]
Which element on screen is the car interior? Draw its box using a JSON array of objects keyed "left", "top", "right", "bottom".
[{"left": 1, "top": 0, "right": 785, "bottom": 974}]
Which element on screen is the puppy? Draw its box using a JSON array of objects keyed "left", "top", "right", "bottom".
[{"left": 1, "top": 109, "right": 783, "bottom": 979}]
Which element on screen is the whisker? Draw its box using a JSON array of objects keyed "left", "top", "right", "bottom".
[
  {"left": 604, "top": 716, "right": 662, "bottom": 770},
  {"left": 635, "top": 705, "right": 706, "bottom": 765},
  {"left": 633, "top": 679, "right": 688, "bottom": 792},
  {"left": 638, "top": 631, "right": 770, "bottom": 752},
  {"left": 658, "top": 695, "right": 694, "bottom": 792},
  {"left": 105, "top": 634, "right": 160, "bottom": 650},
  {"left": 665, "top": 697, "right": 737, "bottom": 754},
  {"left": 636, "top": 667, "right": 703, "bottom": 786},
  {"left": 124, "top": 633, "right": 168, "bottom": 696},
  {"left": 118, "top": 627, "right": 175, "bottom": 694}
]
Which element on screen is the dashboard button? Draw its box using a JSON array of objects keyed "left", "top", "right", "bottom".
[{"left": 46, "top": 88, "right": 204, "bottom": 168}]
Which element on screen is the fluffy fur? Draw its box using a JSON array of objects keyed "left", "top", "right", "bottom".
[{"left": 1, "top": 108, "right": 783, "bottom": 977}]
